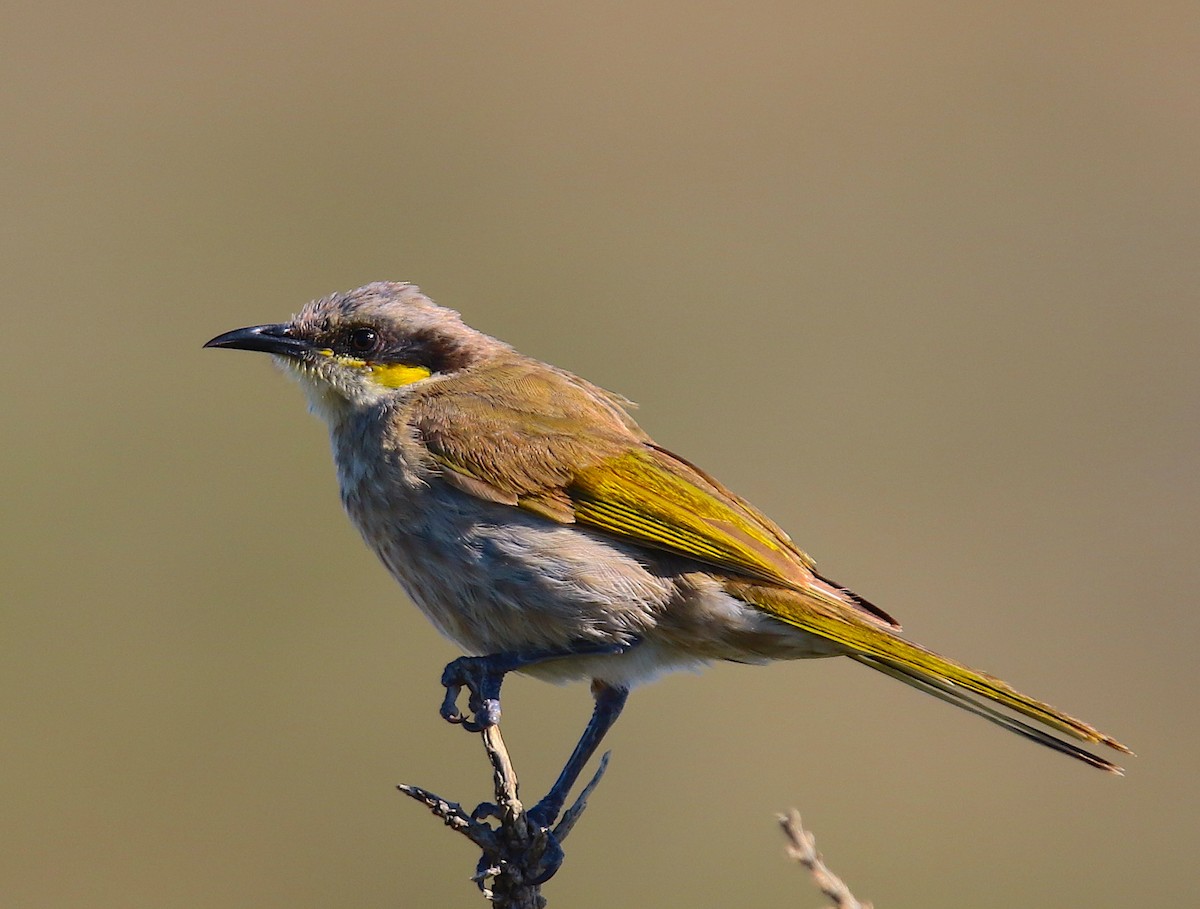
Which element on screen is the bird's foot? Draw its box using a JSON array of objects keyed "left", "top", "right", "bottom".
[
  {"left": 438, "top": 641, "right": 631, "bottom": 733},
  {"left": 525, "top": 798, "right": 560, "bottom": 831},
  {"left": 524, "top": 825, "right": 565, "bottom": 885},
  {"left": 440, "top": 655, "right": 508, "bottom": 732},
  {"left": 470, "top": 801, "right": 502, "bottom": 822},
  {"left": 471, "top": 820, "right": 565, "bottom": 887}
]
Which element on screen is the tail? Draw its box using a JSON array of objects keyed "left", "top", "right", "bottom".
[
  {"left": 731, "top": 582, "right": 1133, "bottom": 772},
  {"left": 846, "top": 648, "right": 1131, "bottom": 773}
]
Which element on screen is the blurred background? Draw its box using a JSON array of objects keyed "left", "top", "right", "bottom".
[{"left": 3, "top": 2, "right": 1196, "bottom": 906}]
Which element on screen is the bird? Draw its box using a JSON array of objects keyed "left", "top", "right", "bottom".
[{"left": 205, "top": 281, "right": 1130, "bottom": 833}]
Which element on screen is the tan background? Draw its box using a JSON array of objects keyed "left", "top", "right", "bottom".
[{"left": 3, "top": 3, "right": 1196, "bottom": 906}]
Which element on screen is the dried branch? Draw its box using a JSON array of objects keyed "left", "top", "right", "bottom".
[
  {"left": 778, "top": 809, "right": 872, "bottom": 909},
  {"left": 398, "top": 722, "right": 610, "bottom": 907}
]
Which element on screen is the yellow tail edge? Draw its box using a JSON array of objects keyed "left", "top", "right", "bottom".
[
  {"left": 739, "top": 584, "right": 1132, "bottom": 772},
  {"left": 849, "top": 653, "right": 1128, "bottom": 774}
]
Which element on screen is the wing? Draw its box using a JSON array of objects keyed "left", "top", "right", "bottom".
[
  {"left": 414, "top": 364, "right": 1130, "bottom": 770},
  {"left": 568, "top": 444, "right": 816, "bottom": 587},
  {"left": 411, "top": 362, "right": 894, "bottom": 620}
]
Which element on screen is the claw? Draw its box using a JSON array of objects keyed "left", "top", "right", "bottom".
[
  {"left": 471, "top": 801, "right": 502, "bottom": 822},
  {"left": 439, "top": 682, "right": 468, "bottom": 724},
  {"left": 525, "top": 800, "right": 558, "bottom": 831},
  {"left": 527, "top": 826, "right": 565, "bottom": 885},
  {"left": 439, "top": 655, "right": 507, "bottom": 731}
]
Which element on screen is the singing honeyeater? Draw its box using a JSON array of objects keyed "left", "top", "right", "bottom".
[{"left": 206, "top": 281, "right": 1129, "bottom": 828}]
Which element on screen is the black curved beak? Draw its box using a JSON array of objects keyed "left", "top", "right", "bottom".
[{"left": 203, "top": 323, "right": 311, "bottom": 357}]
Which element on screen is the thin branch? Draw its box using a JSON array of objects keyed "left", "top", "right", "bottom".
[
  {"left": 778, "top": 810, "right": 872, "bottom": 909},
  {"left": 553, "top": 751, "right": 609, "bottom": 841},
  {"left": 398, "top": 722, "right": 610, "bottom": 907}
]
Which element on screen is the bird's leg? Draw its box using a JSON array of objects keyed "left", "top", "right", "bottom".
[
  {"left": 439, "top": 640, "right": 629, "bottom": 733},
  {"left": 526, "top": 681, "right": 629, "bottom": 830}
]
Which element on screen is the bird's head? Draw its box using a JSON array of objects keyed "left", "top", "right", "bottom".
[{"left": 205, "top": 282, "right": 508, "bottom": 423}]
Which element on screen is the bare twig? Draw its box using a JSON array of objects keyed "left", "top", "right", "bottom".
[
  {"left": 778, "top": 810, "right": 872, "bottom": 909},
  {"left": 553, "top": 752, "right": 609, "bottom": 841},
  {"left": 398, "top": 722, "right": 610, "bottom": 907}
]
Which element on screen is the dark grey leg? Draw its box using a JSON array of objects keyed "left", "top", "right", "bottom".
[{"left": 527, "top": 681, "right": 629, "bottom": 829}]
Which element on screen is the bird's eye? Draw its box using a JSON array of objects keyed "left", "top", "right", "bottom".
[{"left": 348, "top": 327, "right": 378, "bottom": 353}]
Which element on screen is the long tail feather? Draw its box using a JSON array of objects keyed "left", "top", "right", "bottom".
[
  {"left": 850, "top": 653, "right": 1126, "bottom": 773},
  {"left": 730, "top": 581, "right": 1132, "bottom": 770},
  {"left": 829, "top": 623, "right": 1134, "bottom": 770}
]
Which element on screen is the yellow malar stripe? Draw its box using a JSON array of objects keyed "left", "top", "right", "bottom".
[
  {"left": 318, "top": 350, "right": 432, "bottom": 387},
  {"left": 368, "top": 363, "right": 432, "bottom": 387}
]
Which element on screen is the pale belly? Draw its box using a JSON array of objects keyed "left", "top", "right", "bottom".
[{"left": 340, "top": 458, "right": 840, "bottom": 688}]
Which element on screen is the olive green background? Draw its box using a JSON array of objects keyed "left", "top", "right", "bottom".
[{"left": 4, "top": 3, "right": 1196, "bottom": 906}]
